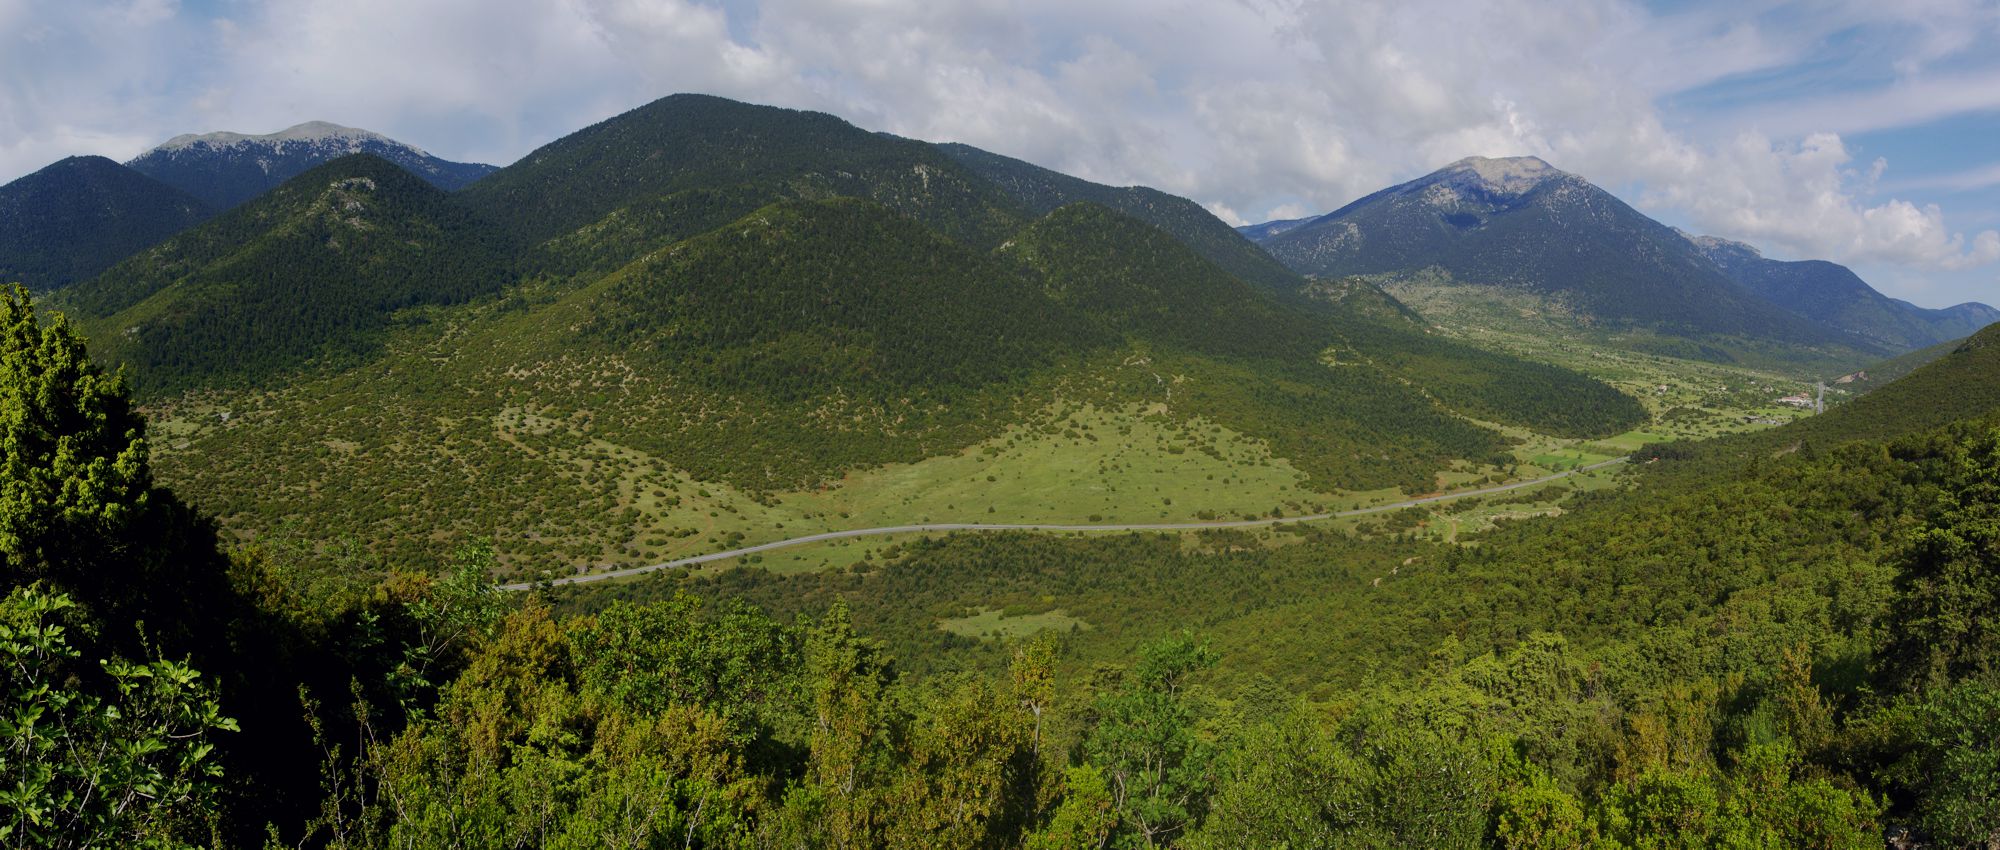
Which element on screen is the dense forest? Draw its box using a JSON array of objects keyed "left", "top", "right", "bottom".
[
  {"left": 59, "top": 155, "right": 511, "bottom": 391},
  {"left": 11, "top": 244, "right": 2000, "bottom": 847},
  {"left": 0, "top": 156, "right": 213, "bottom": 289}
]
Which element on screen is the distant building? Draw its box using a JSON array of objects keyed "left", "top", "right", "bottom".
[{"left": 1776, "top": 394, "right": 1814, "bottom": 409}]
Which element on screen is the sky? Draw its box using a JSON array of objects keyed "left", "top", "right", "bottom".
[{"left": 2, "top": 0, "right": 1997, "bottom": 309}]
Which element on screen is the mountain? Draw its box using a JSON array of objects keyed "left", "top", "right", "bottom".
[
  {"left": 1243, "top": 156, "right": 1871, "bottom": 351},
  {"left": 459, "top": 93, "right": 1026, "bottom": 250},
  {"left": 0, "top": 156, "right": 213, "bottom": 289},
  {"left": 468, "top": 197, "right": 1627, "bottom": 494},
  {"left": 41, "top": 94, "right": 1650, "bottom": 574},
  {"left": 65, "top": 154, "right": 509, "bottom": 388},
  {"left": 126, "top": 121, "right": 497, "bottom": 209},
  {"left": 1688, "top": 233, "right": 1999, "bottom": 350},
  {"left": 1232, "top": 216, "right": 1313, "bottom": 242},
  {"left": 934, "top": 142, "right": 1302, "bottom": 292}
]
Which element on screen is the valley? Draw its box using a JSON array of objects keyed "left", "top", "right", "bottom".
[
  {"left": 7, "top": 81, "right": 2000, "bottom": 850},
  {"left": 140, "top": 274, "right": 1800, "bottom": 586}
]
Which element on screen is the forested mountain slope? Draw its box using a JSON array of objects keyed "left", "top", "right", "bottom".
[
  {"left": 63, "top": 155, "right": 509, "bottom": 388},
  {"left": 27, "top": 95, "right": 1646, "bottom": 578},
  {"left": 937, "top": 141, "right": 1302, "bottom": 292},
  {"left": 0, "top": 156, "right": 213, "bottom": 289},
  {"left": 459, "top": 93, "right": 1027, "bottom": 249}
]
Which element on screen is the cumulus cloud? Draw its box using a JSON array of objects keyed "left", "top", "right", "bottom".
[
  {"left": 1, "top": 0, "right": 1997, "bottom": 301},
  {"left": 1628, "top": 132, "right": 2000, "bottom": 271}
]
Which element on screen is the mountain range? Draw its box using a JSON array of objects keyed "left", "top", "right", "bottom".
[
  {"left": 0, "top": 122, "right": 497, "bottom": 292},
  {"left": 126, "top": 121, "right": 496, "bottom": 209},
  {"left": 5, "top": 93, "right": 1655, "bottom": 573},
  {"left": 1685, "top": 232, "right": 1998, "bottom": 351},
  {"left": 1237, "top": 156, "right": 1995, "bottom": 358}
]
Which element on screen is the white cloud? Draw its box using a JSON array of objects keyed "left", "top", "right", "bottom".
[
  {"left": 1725, "top": 68, "right": 2000, "bottom": 139},
  {"left": 1630, "top": 131, "right": 2000, "bottom": 271},
  {"left": 1886, "top": 160, "right": 2000, "bottom": 194}
]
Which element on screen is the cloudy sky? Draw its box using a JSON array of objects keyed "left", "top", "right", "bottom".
[{"left": 3, "top": 0, "right": 1997, "bottom": 308}]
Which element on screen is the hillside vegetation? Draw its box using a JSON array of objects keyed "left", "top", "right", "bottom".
[
  {"left": 0, "top": 155, "right": 212, "bottom": 288},
  {"left": 14, "top": 278, "right": 1993, "bottom": 848},
  {"left": 140, "top": 198, "right": 1646, "bottom": 573},
  {"left": 938, "top": 141, "right": 1303, "bottom": 291},
  {"left": 64, "top": 155, "right": 509, "bottom": 389},
  {"left": 459, "top": 93, "right": 1027, "bottom": 249}
]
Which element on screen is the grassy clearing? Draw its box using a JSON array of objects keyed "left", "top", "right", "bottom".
[{"left": 938, "top": 607, "right": 1090, "bottom": 640}]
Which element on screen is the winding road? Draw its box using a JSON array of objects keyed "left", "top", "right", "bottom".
[{"left": 502, "top": 455, "right": 1630, "bottom": 590}]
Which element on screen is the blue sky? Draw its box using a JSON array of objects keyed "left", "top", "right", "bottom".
[{"left": 1, "top": 0, "right": 1995, "bottom": 308}]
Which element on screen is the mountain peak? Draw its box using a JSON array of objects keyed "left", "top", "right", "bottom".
[
  {"left": 153, "top": 121, "right": 397, "bottom": 153},
  {"left": 1436, "top": 155, "right": 1564, "bottom": 194},
  {"left": 128, "top": 122, "right": 494, "bottom": 209}
]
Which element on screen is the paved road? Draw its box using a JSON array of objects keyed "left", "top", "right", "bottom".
[{"left": 502, "top": 456, "right": 1630, "bottom": 590}]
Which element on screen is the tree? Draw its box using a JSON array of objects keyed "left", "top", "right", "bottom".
[
  {"left": 0, "top": 285, "right": 232, "bottom": 660},
  {"left": 1025, "top": 766, "right": 1117, "bottom": 850},
  {"left": 0, "top": 586, "right": 237, "bottom": 849},
  {"left": 0, "top": 284, "right": 148, "bottom": 582},
  {"left": 1879, "top": 425, "right": 2000, "bottom": 692},
  {"left": 1083, "top": 632, "right": 1217, "bottom": 848},
  {"left": 791, "top": 601, "right": 893, "bottom": 849},
  {"left": 1876, "top": 683, "right": 2000, "bottom": 849}
]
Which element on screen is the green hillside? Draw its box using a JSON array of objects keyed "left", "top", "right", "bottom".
[
  {"left": 63, "top": 155, "right": 508, "bottom": 389},
  {"left": 1831, "top": 334, "right": 1966, "bottom": 398},
  {"left": 588, "top": 198, "right": 1094, "bottom": 395},
  {"left": 938, "top": 141, "right": 1302, "bottom": 291},
  {"left": 121, "top": 198, "right": 1653, "bottom": 576},
  {"left": 0, "top": 156, "right": 213, "bottom": 289},
  {"left": 459, "top": 93, "right": 1027, "bottom": 250},
  {"left": 1007, "top": 204, "right": 1645, "bottom": 439}
]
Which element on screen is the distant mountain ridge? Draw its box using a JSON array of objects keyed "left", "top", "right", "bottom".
[
  {"left": 68, "top": 154, "right": 509, "bottom": 387},
  {"left": 1240, "top": 156, "right": 1879, "bottom": 353},
  {"left": 127, "top": 121, "right": 496, "bottom": 209},
  {"left": 0, "top": 156, "right": 212, "bottom": 289},
  {"left": 934, "top": 142, "right": 1302, "bottom": 292},
  {"left": 1685, "top": 233, "right": 1997, "bottom": 350},
  {"left": 1233, "top": 216, "right": 1313, "bottom": 242}
]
